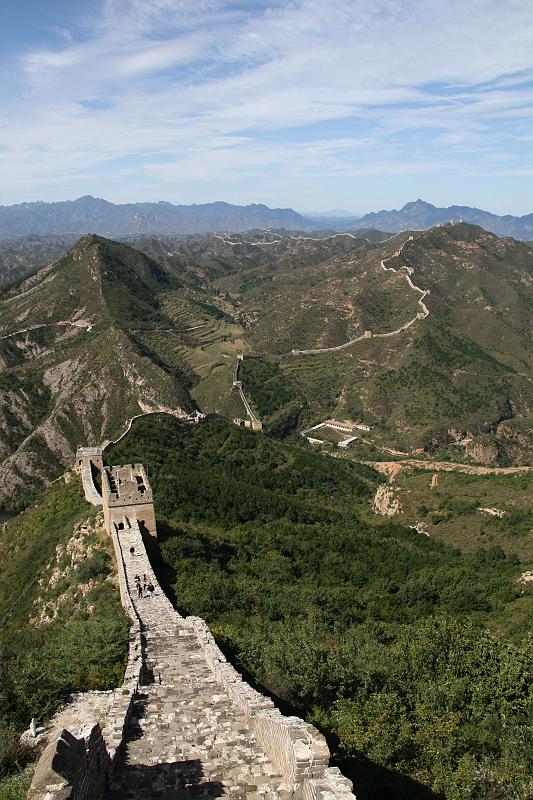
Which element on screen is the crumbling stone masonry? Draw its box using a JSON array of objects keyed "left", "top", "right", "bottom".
[
  {"left": 28, "top": 460, "right": 357, "bottom": 800},
  {"left": 102, "top": 463, "right": 157, "bottom": 540}
]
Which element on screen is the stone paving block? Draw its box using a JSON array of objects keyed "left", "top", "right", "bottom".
[{"left": 100, "top": 523, "right": 350, "bottom": 800}]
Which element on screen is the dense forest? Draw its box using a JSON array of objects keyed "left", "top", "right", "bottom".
[{"left": 108, "top": 416, "right": 533, "bottom": 800}]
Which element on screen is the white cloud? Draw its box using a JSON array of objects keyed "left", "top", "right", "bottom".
[
  {"left": 1, "top": 0, "right": 533, "bottom": 204},
  {"left": 113, "top": 33, "right": 215, "bottom": 76}
]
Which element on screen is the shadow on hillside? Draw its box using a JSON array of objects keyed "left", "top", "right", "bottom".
[
  {"left": 108, "top": 695, "right": 224, "bottom": 798},
  {"left": 337, "top": 752, "right": 440, "bottom": 800},
  {"left": 143, "top": 520, "right": 179, "bottom": 602}
]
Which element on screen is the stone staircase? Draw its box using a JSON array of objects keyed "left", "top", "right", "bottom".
[
  {"left": 29, "top": 466, "right": 356, "bottom": 800},
  {"left": 105, "top": 529, "right": 284, "bottom": 800}
]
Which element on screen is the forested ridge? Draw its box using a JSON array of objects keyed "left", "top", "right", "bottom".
[{"left": 108, "top": 416, "right": 533, "bottom": 800}]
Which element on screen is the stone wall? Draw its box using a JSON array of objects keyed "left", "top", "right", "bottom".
[
  {"left": 75, "top": 447, "right": 103, "bottom": 507},
  {"left": 186, "top": 613, "right": 353, "bottom": 800},
  {"left": 109, "top": 519, "right": 357, "bottom": 800},
  {"left": 29, "top": 466, "right": 356, "bottom": 800},
  {"left": 102, "top": 464, "right": 157, "bottom": 539}
]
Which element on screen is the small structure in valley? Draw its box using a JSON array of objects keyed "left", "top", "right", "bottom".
[
  {"left": 233, "top": 417, "right": 263, "bottom": 431},
  {"left": 102, "top": 463, "right": 157, "bottom": 539},
  {"left": 301, "top": 418, "right": 372, "bottom": 447}
]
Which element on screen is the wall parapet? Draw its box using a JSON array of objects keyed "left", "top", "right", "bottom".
[
  {"left": 186, "top": 615, "right": 353, "bottom": 799},
  {"left": 75, "top": 448, "right": 103, "bottom": 507}
]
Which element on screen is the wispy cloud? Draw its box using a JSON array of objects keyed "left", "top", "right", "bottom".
[{"left": 1, "top": 0, "right": 533, "bottom": 209}]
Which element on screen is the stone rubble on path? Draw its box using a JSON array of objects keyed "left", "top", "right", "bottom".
[{"left": 105, "top": 527, "right": 285, "bottom": 800}]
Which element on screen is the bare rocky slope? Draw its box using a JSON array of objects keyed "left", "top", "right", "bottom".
[
  {"left": 0, "top": 235, "right": 198, "bottom": 506},
  {"left": 1, "top": 223, "right": 533, "bottom": 508}
]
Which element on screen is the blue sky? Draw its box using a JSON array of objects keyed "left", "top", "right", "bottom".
[{"left": 1, "top": 0, "right": 533, "bottom": 214}]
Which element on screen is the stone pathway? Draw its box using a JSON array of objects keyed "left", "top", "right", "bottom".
[{"left": 105, "top": 528, "right": 284, "bottom": 800}]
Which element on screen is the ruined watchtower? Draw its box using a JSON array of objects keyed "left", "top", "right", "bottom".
[
  {"left": 75, "top": 446, "right": 104, "bottom": 507},
  {"left": 102, "top": 463, "right": 157, "bottom": 539}
]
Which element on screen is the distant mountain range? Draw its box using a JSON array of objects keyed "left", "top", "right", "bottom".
[
  {"left": 0, "top": 196, "right": 309, "bottom": 237},
  {"left": 306, "top": 209, "right": 359, "bottom": 218},
  {"left": 351, "top": 199, "right": 533, "bottom": 239},
  {"left": 0, "top": 195, "right": 532, "bottom": 240}
]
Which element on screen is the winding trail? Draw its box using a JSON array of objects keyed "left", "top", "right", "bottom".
[
  {"left": 103, "top": 408, "right": 198, "bottom": 450},
  {"left": 364, "top": 459, "right": 533, "bottom": 481},
  {"left": 0, "top": 319, "right": 92, "bottom": 340},
  {"left": 231, "top": 234, "right": 430, "bottom": 425},
  {"left": 286, "top": 236, "right": 429, "bottom": 356},
  {"left": 213, "top": 230, "right": 402, "bottom": 247}
]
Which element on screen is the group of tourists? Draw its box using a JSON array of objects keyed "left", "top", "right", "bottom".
[{"left": 134, "top": 572, "right": 155, "bottom": 599}]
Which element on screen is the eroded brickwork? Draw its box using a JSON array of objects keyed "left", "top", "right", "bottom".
[{"left": 28, "top": 462, "right": 357, "bottom": 800}]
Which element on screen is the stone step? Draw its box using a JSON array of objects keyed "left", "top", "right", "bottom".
[{"left": 104, "top": 524, "right": 295, "bottom": 800}]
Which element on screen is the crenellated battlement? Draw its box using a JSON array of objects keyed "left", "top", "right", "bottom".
[{"left": 102, "top": 463, "right": 157, "bottom": 539}]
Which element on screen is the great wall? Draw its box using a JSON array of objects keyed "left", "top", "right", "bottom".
[
  {"left": 231, "top": 233, "right": 430, "bottom": 429},
  {"left": 232, "top": 355, "right": 263, "bottom": 431},
  {"left": 286, "top": 235, "right": 429, "bottom": 356},
  {"left": 213, "top": 228, "right": 431, "bottom": 360},
  {"left": 28, "top": 453, "right": 356, "bottom": 800}
]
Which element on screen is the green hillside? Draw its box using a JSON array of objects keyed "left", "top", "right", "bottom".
[
  {"left": 107, "top": 415, "right": 532, "bottom": 800},
  {"left": 0, "top": 475, "right": 129, "bottom": 784},
  {"left": 2, "top": 223, "right": 533, "bottom": 507},
  {"left": 232, "top": 226, "right": 533, "bottom": 464},
  {"left": 131, "top": 224, "right": 533, "bottom": 466},
  {"left": 0, "top": 236, "right": 240, "bottom": 507}
]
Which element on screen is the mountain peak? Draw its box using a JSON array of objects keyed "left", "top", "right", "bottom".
[
  {"left": 70, "top": 233, "right": 107, "bottom": 253},
  {"left": 402, "top": 199, "right": 435, "bottom": 211},
  {"left": 352, "top": 200, "right": 533, "bottom": 238}
]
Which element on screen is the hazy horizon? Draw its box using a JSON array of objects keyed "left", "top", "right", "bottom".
[{"left": 0, "top": 194, "right": 531, "bottom": 220}]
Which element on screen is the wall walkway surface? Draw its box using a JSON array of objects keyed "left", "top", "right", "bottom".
[{"left": 28, "top": 471, "right": 356, "bottom": 800}]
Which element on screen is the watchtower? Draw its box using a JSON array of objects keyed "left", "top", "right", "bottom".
[
  {"left": 75, "top": 446, "right": 103, "bottom": 472},
  {"left": 102, "top": 463, "right": 157, "bottom": 539}
]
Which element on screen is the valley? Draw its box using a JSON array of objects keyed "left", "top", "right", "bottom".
[
  {"left": 3, "top": 3, "right": 533, "bottom": 799},
  {"left": 1, "top": 221, "right": 533, "bottom": 510},
  {"left": 1, "top": 222, "right": 532, "bottom": 800}
]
